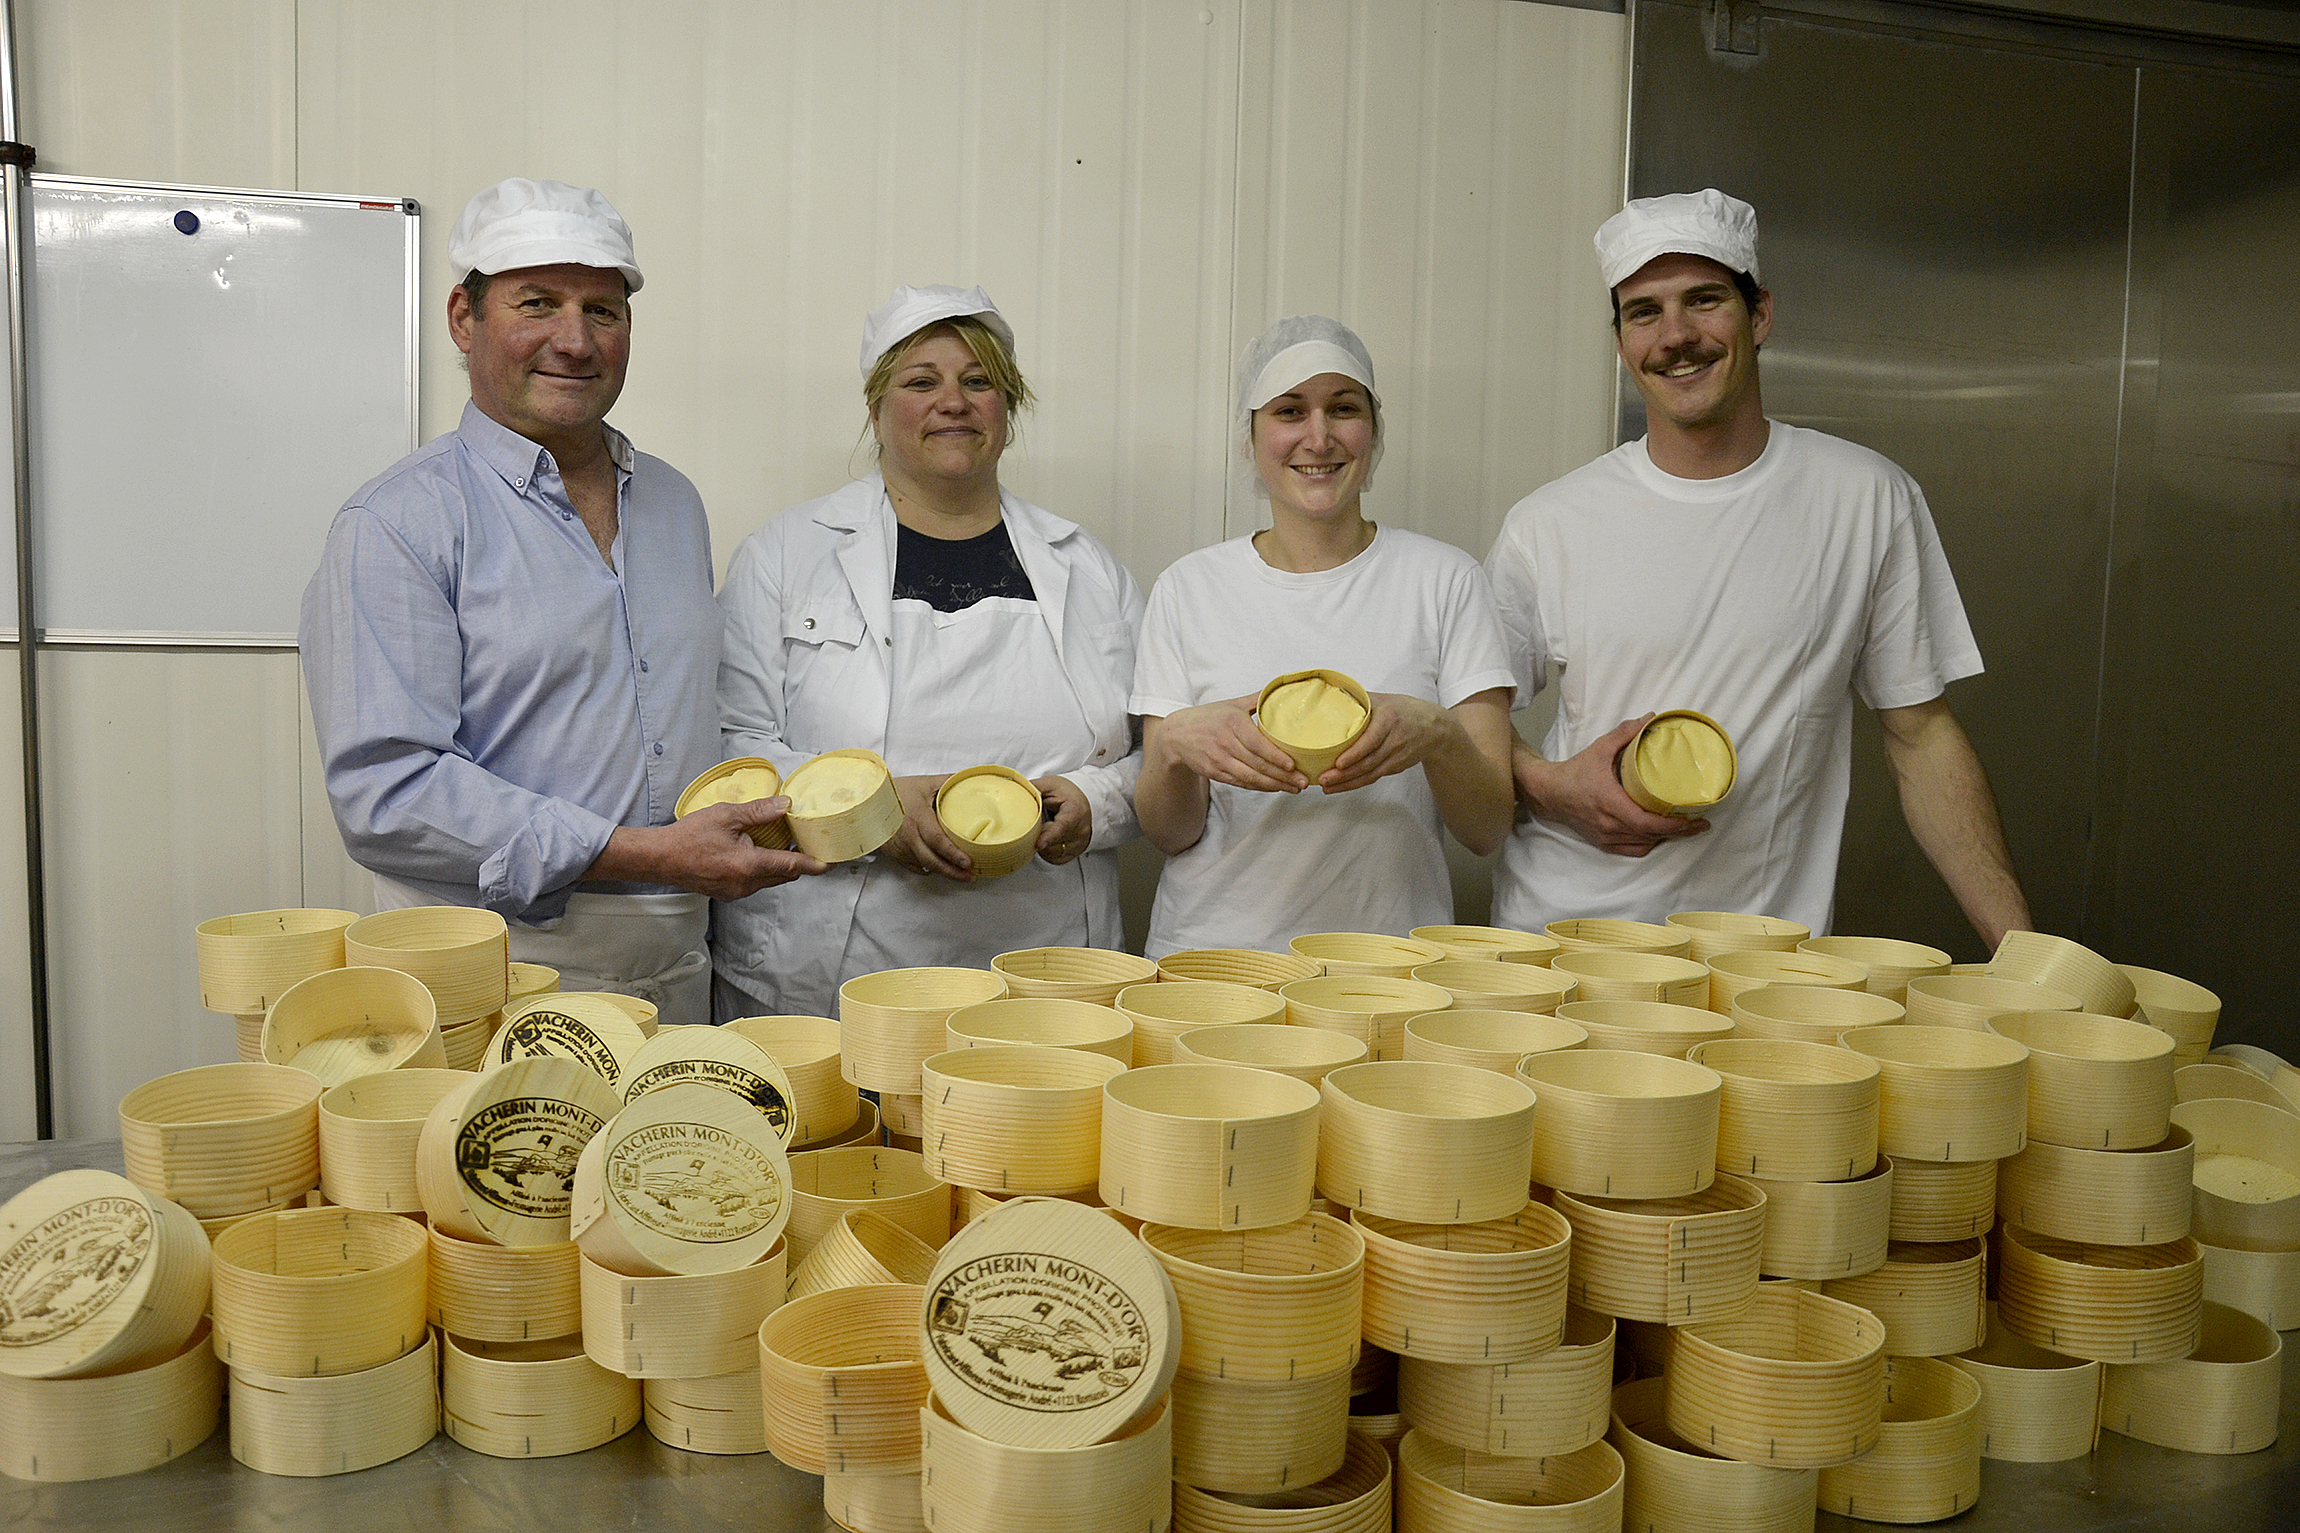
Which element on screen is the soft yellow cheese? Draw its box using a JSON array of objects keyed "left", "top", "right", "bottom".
[
  {"left": 1634, "top": 716, "right": 1733, "bottom": 804},
  {"left": 684, "top": 765, "right": 780, "bottom": 812},
  {"left": 786, "top": 755, "right": 888, "bottom": 817},
  {"left": 938, "top": 774, "right": 1041, "bottom": 843},
  {"left": 1262, "top": 677, "right": 1366, "bottom": 749}
]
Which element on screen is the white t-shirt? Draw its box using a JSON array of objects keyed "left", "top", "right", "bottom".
[
  {"left": 1483, "top": 422, "right": 1982, "bottom": 935},
  {"left": 1131, "top": 525, "right": 1517, "bottom": 957}
]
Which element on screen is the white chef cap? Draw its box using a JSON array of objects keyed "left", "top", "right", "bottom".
[
  {"left": 860, "top": 285, "right": 1017, "bottom": 379},
  {"left": 1594, "top": 189, "right": 1760, "bottom": 290},
  {"left": 1233, "top": 315, "right": 1384, "bottom": 500},
  {"left": 448, "top": 177, "right": 643, "bottom": 293}
]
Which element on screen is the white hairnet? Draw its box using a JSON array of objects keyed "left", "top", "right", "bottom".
[{"left": 1232, "top": 315, "right": 1384, "bottom": 501}]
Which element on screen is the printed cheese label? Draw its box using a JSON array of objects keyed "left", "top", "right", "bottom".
[
  {"left": 499, "top": 1010, "right": 622, "bottom": 1081},
  {"left": 604, "top": 1123, "right": 786, "bottom": 1243},
  {"left": 622, "top": 1060, "right": 794, "bottom": 1139},
  {"left": 0, "top": 1196, "right": 153, "bottom": 1350},
  {"left": 926, "top": 1251, "right": 1150, "bottom": 1414},
  {"left": 457, "top": 1097, "right": 605, "bottom": 1217}
]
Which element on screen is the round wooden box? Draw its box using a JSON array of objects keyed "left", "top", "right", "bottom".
[
  {"left": 506, "top": 961, "right": 560, "bottom": 1005},
  {"left": 621, "top": 1025, "right": 800, "bottom": 1142},
  {"left": 415, "top": 1055, "right": 623, "bottom": 1246},
  {"left": 1902, "top": 973, "right": 2078, "bottom": 1031},
  {"left": 944, "top": 996, "right": 1132, "bottom": 1065},
  {"left": 1158, "top": 948, "right": 1322, "bottom": 990},
  {"left": 1408, "top": 959, "right": 1576, "bottom": 1014},
  {"left": 1281, "top": 975, "right": 1454, "bottom": 1063},
  {"left": 757, "top": 1282, "right": 929, "bottom": 1475},
  {"left": 1413, "top": 924, "right": 1562, "bottom": 966},
  {"left": 1101, "top": 1063, "right": 1321, "bottom": 1230},
  {"left": 1171, "top": 1428, "right": 1392, "bottom": 1533},
  {"left": 675, "top": 755, "right": 793, "bottom": 849},
  {"left": 225, "top": 1331, "right": 438, "bottom": 1477},
  {"left": 428, "top": 1226, "right": 581, "bottom": 1343},
  {"left": 1353, "top": 1200, "right": 1570, "bottom": 1363},
  {"left": 1704, "top": 948, "right": 1865, "bottom": 1017},
  {"left": 644, "top": 1368, "right": 767, "bottom": 1455},
  {"left": 1813, "top": 1354, "right": 1981, "bottom": 1524},
  {"left": 823, "top": 1471, "right": 924, "bottom": 1533},
  {"left": 992, "top": 945, "right": 1160, "bottom": 1004},
  {"left": 593, "top": 991, "right": 660, "bottom": 1037},
  {"left": 490, "top": 992, "right": 650, "bottom": 1089},
  {"left": 1552, "top": 1177, "right": 1766, "bottom": 1324},
  {"left": 1746, "top": 1161, "right": 1894, "bottom": 1280},
  {"left": 1987, "top": 1010, "right": 2174, "bottom": 1150},
  {"left": 727, "top": 1015, "right": 862, "bottom": 1147},
  {"left": 1994, "top": 1223, "right": 2203, "bottom": 1363},
  {"left": 2200, "top": 1238, "right": 2300, "bottom": 1330},
  {"left": 1822, "top": 1239, "right": 1985, "bottom": 1356},
  {"left": 2176, "top": 1061, "right": 2294, "bottom": 1113},
  {"left": 1395, "top": 1304, "right": 1613, "bottom": 1459},
  {"left": 2100, "top": 1299, "right": 2280, "bottom": 1455},
  {"left": 343, "top": 905, "right": 509, "bottom": 1025},
  {"left": 919, "top": 1391, "right": 1172, "bottom": 1533},
  {"left": 1549, "top": 950, "right": 1708, "bottom": 1009},
  {"left": 1996, "top": 1126, "right": 2193, "bottom": 1246},
  {"left": 1514, "top": 1048, "right": 1721, "bottom": 1199},
  {"left": 807, "top": 1094, "right": 885, "bottom": 1150},
  {"left": 117, "top": 1061, "right": 322, "bottom": 1220},
  {"left": 916, "top": 1044, "right": 1124, "bottom": 1194},
  {"left": 1144, "top": 1213, "right": 1363, "bottom": 1382},
  {"left": 0, "top": 1170, "right": 210, "bottom": 1381},
  {"left": 1256, "top": 668, "right": 1371, "bottom": 779},
  {"left": 788, "top": 1209, "right": 937, "bottom": 1302},
  {"left": 1663, "top": 1285, "right": 1885, "bottom": 1468},
  {"left": 1116, "top": 979, "right": 1286, "bottom": 1068},
  {"left": 1404, "top": 1011, "right": 1584, "bottom": 1073},
  {"left": 442, "top": 1330, "right": 639, "bottom": 1458},
  {"left": 1798, "top": 935, "right": 1949, "bottom": 1004},
  {"left": 1618, "top": 708, "right": 1736, "bottom": 817},
  {"left": 0, "top": 1317, "right": 221, "bottom": 1481},
  {"left": 318, "top": 1067, "right": 472, "bottom": 1214},
  {"left": 571, "top": 1082, "right": 793, "bottom": 1277},
  {"left": 1608, "top": 1376, "right": 1816, "bottom": 1533},
  {"left": 2171, "top": 1097, "right": 2300, "bottom": 1250},
  {"left": 439, "top": 1013, "right": 498, "bottom": 1072},
  {"left": 1687, "top": 1036, "right": 1880, "bottom": 1182},
  {"left": 1665, "top": 911, "right": 1810, "bottom": 967},
  {"left": 1991, "top": 929, "right": 2138, "bottom": 1018},
  {"left": 840, "top": 966, "right": 1009, "bottom": 1095},
  {"left": 1173, "top": 1022, "right": 1368, "bottom": 1087},
  {"left": 1555, "top": 1000, "right": 1730, "bottom": 1059},
  {"left": 1843, "top": 1023, "right": 2029, "bottom": 1163},
  {"left": 208, "top": 1205, "right": 428, "bottom": 1377},
  {"left": 933, "top": 764, "right": 1044, "bottom": 881},
  {"left": 2119, "top": 963, "right": 2220, "bottom": 1066},
  {"left": 786, "top": 1145, "right": 952, "bottom": 1270},
  {"left": 580, "top": 1242, "right": 786, "bottom": 1376},
  {"left": 784, "top": 746, "right": 904, "bottom": 861},
  {"left": 1397, "top": 1430, "right": 1624, "bottom": 1533},
  {"left": 1546, "top": 918, "right": 1693, "bottom": 958},
  {"left": 1172, "top": 1365, "right": 1353, "bottom": 1494},
  {"left": 1948, "top": 1302, "right": 2100, "bottom": 1462},
  {"left": 196, "top": 907, "right": 358, "bottom": 1016},
  {"left": 260, "top": 965, "right": 444, "bottom": 1087},
  {"left": 1317, "top": 1061, "right": 1536, "bottom": 1224},
  {"left": 1888, "top": 1156, "right": 1997, "bottom": 1243},
  {"left": 1730, "top": 983, "right": 1905, "bottom": 1044}
]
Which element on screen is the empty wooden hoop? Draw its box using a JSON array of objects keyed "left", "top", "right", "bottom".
[
  {"left": 1663, "top": 1285, "right": 1885, "bottom": 1468},
  {"left": 784, "top": 747, "right": 904, "bottom": 862},
  {"left": 1407, "top": 959, "right": 1576, "bottom": 1014},
  {"left": 1996, "top": 1126, "right": 2193, "bottom": 1246},
  {"left": 1552, "top": 1177, "right": 1766, "bottom": 1324},
  {"left": 318, "top": 1067, "right": 473, "bottom": 1213},
  {"left": 1991, "top": 929, "right": 2137, "bottom": 1018},
  {"left": 1822, "top": 1239, "right": 1985, "bottom": 1356},
  {"left": 756, "top": 1282, "right": 928, "bottom": 1474},
  {"left": 1608, "top": 1375, "right": 1817, "bottom": 1533},
  {"left": 415, "top": 1056, "right": 623, "bottom": 1247},
  {"left": 343, "top": 905, "right": 509, "bottom": 1024},
  {"left": 1688, "top": 1036, "right": 1880, "bottom": 1181},
  {"left": 1888, "top": 1156, "right": 1998, "bottom": 1243},
  {"left": 1100, "top": 1063, "right": 1322, "bottom": 1230},
  {"left": 1144, "top": 1213, "right": 1363, "bottom": 1381},
  {"left": 1316, "top": 1061, "right": 1537, "bottom": 1224},
  {"left": 0, "top": 1317, "right": 221, "bottom": 1481},
  {"left": 439, "top": 1014, "right": 497, "bottom": 1072},
  {"left": 918, "top": 1391, "right": 1172, "bottom": 1533},
  {"left": 786, "top": 1145, "right": 952, "bottom": 1270},
  {"left": 208, "top": 1206, "right": 428, "bottom": 1378},
  {"left": 2198, "top": 1238, "right": 2300, "bottom": 1330},
  {"left": 225, "top": 1332, "right": 437, "bottom": 1477},
  {"left": 1171, "top": 1427, "right": 1391, "bottom": 1533},
  {"left": 195, "top": 907, "right": 358, "bottom": 1016},
  {"left": 428, "top": 1226, "right": 581, "bottom": 1343},
  {"left": 1704, "top": 949, "right": 1866, "bottom": 1017},
  {"left": 788, "top": 1209, "right": 937, "bottom": 1303},
  {"left": 2170, "top": 1097, "right": 2300, "bottom": 1251},
  {"left": 1412, "top": 924, "right": 1562, "bottom": 966},
  {"left": 643, "top": 1368, "right": 768, "bottom": 1455},
  {"left": 117, "top": 1061, "right": 321, "bottom": 1219},
  {"left": 0, "top": 1169, "right": 211, "bottom": 1382},
  {"left": 1988, "top": 1010, "right": 2175, "bottom": 1150},
  {"left": 580, "top": 1242, "right": 786, "bottom": 1376},
  {"left": 1554, "top": 1000, "right": 1729, "bottom": 1059},
  {"left": 1173, "top": 1022, "right": 1368, "bottom": 1086},
  {"left": 1116, "top": 979, "right": 1286, "bottom": 1067},
  {"left": 727, "top": 1015, "right": 861, "bottom": 1146},
  {"left": 1948, "top": 1303, "right": 2100, "bottom": 1462},
  {"left": 1545, "top": 918, "right": 1691, "bottom": 957},
  {"left": 839, "top": 967, "right": 1009, "bottom": 1094},
  {"left": 1549, "top": 949, "right": 1708, "bottom": 1009},
  {"left": 942, "top": 996, "right": 1132, "bottom": 1065},
  {"left": 1902, "top": 973, "right": 2079, "bottom": 1031},
  {"left": 1288, "top": 931, "right": 1452, "bottom": 979},
  {"left": 1281, "top": 975, "right": 1456, "bottom": 1062},
  {"left": 1513, "top": 1048, "right": 1721, "bottom": 1199},
  {"left": 932, "top": 764, "right": 1043, "bottom": 881},
  {"left": 1748, "top": 1160, "right": 1894, "bottom": 1280},
  {"left": 1843, "top": 1024, "right": 2030, "bottom": 1163},
  {"left": 1158, "top": 948, "right": 1322, "bottom": 990},
  {"left": 441, "top": 1330, "right": 639, "bottom": 1458},
  {"left": 1797, "top": 936, "right": 1950, "bottom": 1004},
  {"left": 916, "top": 1044, "right": 1124, "bottom": 1194},
  {"left": 991, "top": 945, "right": 1160, "bottom": 1004},
  {"left": 1813, "top": 1355, "right": 1981, "bottom": 1523},
  {"left": 824, "top": 1471, "right": 924, "bottom": 1533},
  {"left": 260, "top": 964, "right": 443, "bottom": 1087},
  {"left": 675, "top": 755, "right": 792, "bottom": 849},
  {"left": 2176, "top": 1061, "right": 2295, "bottom": 1113},
  {"left": 1352, "top": 1200, "right": 1570, "bottom": 1363},
  {"left": 1730, "top": 984, "right": 1906, "bottom": 1044},
  {"left": 1395, "top": 1304, "right": 1614, "bottom": 1458},
  {"left": 1397, "top": 1429, "right": 1624, "bottom": 1533},
  {"left": 1404, "top": 1011, "right": 1585, "bottom": 1073},
  {"left": 1665, "top": 911, "right": 1810, "bottom": 967},
  {"left": 1994, "top": 1222, "right": 2203, "bottom": 1363},
  {"left": 1172, "top": 1366, "right": 1352, "bottom": 1494},
  {"left": 2119, "top": 963, "right": 2220, "bottom": 1065},
  {"left": 2100, "top": 1299, "right": 2279, "bottom": 1455}
]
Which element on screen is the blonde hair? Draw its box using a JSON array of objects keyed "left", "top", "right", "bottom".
[{"left": 863, "top": 315, "right": 1035, "bottom": 427}]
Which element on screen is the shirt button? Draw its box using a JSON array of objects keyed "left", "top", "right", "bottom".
[
  {"left": 883, "top": 636, "right": 892, "bottom": 647},
  {"left": 803, "top": 617, "right": 816, "bottom": 630},
  {"left": 515, "top": 477, "right": 526, "bottom": 488},
  {"left": 1095, "top": 748, "right": 1106, "bottom": 757},
  {"left": 652, "top": 743, "right": 664, "bottom": 756},
  {"left": 638, "top": 660, "right": 650, "bottom": 673},
  {"left": 560, "top": 511, "right": 574, "bottom": 522}
]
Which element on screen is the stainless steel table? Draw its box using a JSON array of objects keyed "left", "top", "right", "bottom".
[{"left": 4, "top": 1139, "right": 2291, "bottom": 1532}]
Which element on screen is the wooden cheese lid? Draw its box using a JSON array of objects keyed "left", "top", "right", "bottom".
[
  {"left": 921, "top": 1194, "right": 1179, "bottom": 1450},
  {"left": 570, "top": 1082, "right": 792, "bottom": 1277},
  {"left": 416, "top": 1055, "right": 624, "bottom": 1246},
  {"left": 621, "top": 1025, "right": 799, "bottom": 1144},
  {"left": 492, "top": 992, "right": 651, "bottom": 1089},
  {"left": 0, "top": 1170, "right": 210, "bottom": 1380}
]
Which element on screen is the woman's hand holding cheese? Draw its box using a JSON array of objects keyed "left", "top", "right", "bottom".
[
  {"left": 1147, "top": 697, "right": 1310, "bottom": 796},
  {"left": 1033, "top": 776, "right": 1093, "bottom": 866},
  {"left": 886, "top": 773, "right": 975, "bottom": 881}
]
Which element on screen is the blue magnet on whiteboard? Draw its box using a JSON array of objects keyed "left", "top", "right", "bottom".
[{"left": 173, "top": 210, "right": 199, "bottom": 235}]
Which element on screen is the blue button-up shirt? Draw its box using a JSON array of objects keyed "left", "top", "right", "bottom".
[{"left": 300, "top": 401, "right": 722, "bottom": 923}]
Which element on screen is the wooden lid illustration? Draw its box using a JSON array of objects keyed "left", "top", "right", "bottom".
[
  {"left": 490, "top": 992, "right": 651, "bottom": 1090},
  {"left": 415, "top": 1055, "right": 623, "bottom": 1246},
  {"left": 621, "top": 1024, "right": 799, "bottom": 1144},
  {"left": 0, "top": 1170, "right": 210, "bottom": 1381},
  {"left": 570, "top": 1082, "right": 792, "bottom": 1277}
]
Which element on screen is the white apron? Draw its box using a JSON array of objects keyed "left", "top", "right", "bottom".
[{"left": 373, "top": 875, "right": 711, "bottom": 1029}]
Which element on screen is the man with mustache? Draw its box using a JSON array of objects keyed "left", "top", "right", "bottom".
[{"left": 1483, "top": 190, "right": 2030, "bottom": 948}]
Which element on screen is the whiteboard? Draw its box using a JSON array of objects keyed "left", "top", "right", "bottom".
[{"left": 24, "top": 176, "right": 418, "bottom": 644}]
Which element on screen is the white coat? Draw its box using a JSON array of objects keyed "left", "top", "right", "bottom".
[{"left": 713, "top": 475, "right": 1144, "bottom": 1017}]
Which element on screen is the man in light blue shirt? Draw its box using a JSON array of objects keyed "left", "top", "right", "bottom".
[{"left": 301, "top": 178, "right": 821, "bottom": 1025}]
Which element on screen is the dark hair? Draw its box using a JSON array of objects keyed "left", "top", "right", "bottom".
[
  {"left": 460, "top": 268, "right": 493, "bottom": 309},
  {"left": 1610, "top": 268, "right": 1762, "bottom": 332}
]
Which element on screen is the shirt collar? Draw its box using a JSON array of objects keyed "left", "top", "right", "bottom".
[{"left": 456, "top": 398, "right": 635, "bottom": 490}]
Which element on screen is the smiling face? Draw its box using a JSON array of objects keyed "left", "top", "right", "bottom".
[
  {"left": 1614, "top": 251, "right": 1771, "bottom": 439},
  {"left": 871, "top": 327, "right": 1010, "bottom": 491},
  {"left": 1251, "top": 373, "right": 1376, "bottom": 522},
  {"left": 450, "top": 263, "right": 631, "bottom": 453}
]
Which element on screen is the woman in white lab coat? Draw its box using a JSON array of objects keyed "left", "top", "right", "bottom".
[{"left": 711, "top": 286, "right": 1144, "bottom": 1020}]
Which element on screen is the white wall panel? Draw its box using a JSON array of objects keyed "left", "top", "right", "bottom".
[{"left": 0, "top": 651, "right": 32, "bottom": 1141}]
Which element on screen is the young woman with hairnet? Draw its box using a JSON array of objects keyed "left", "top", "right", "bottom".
[
  {"left": 710, "top": 286, "right": 1144, "bottom": 1019},
  {"left": 1131, "top": 316, "right": 1517, "bottom": 956}
]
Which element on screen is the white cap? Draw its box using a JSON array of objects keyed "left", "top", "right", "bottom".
[
  {"left": 860, "top": 285, "right": 1015, "bottom": 378},
  {"left": 1594, "top": 189, "right": 1760, "bottom": 290},
  {"left": 448, "top": 177, "right": 643, "bottom": 293},
  {"left": 1243, "top": 340, "right": 1375, "bottom": 410}
]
